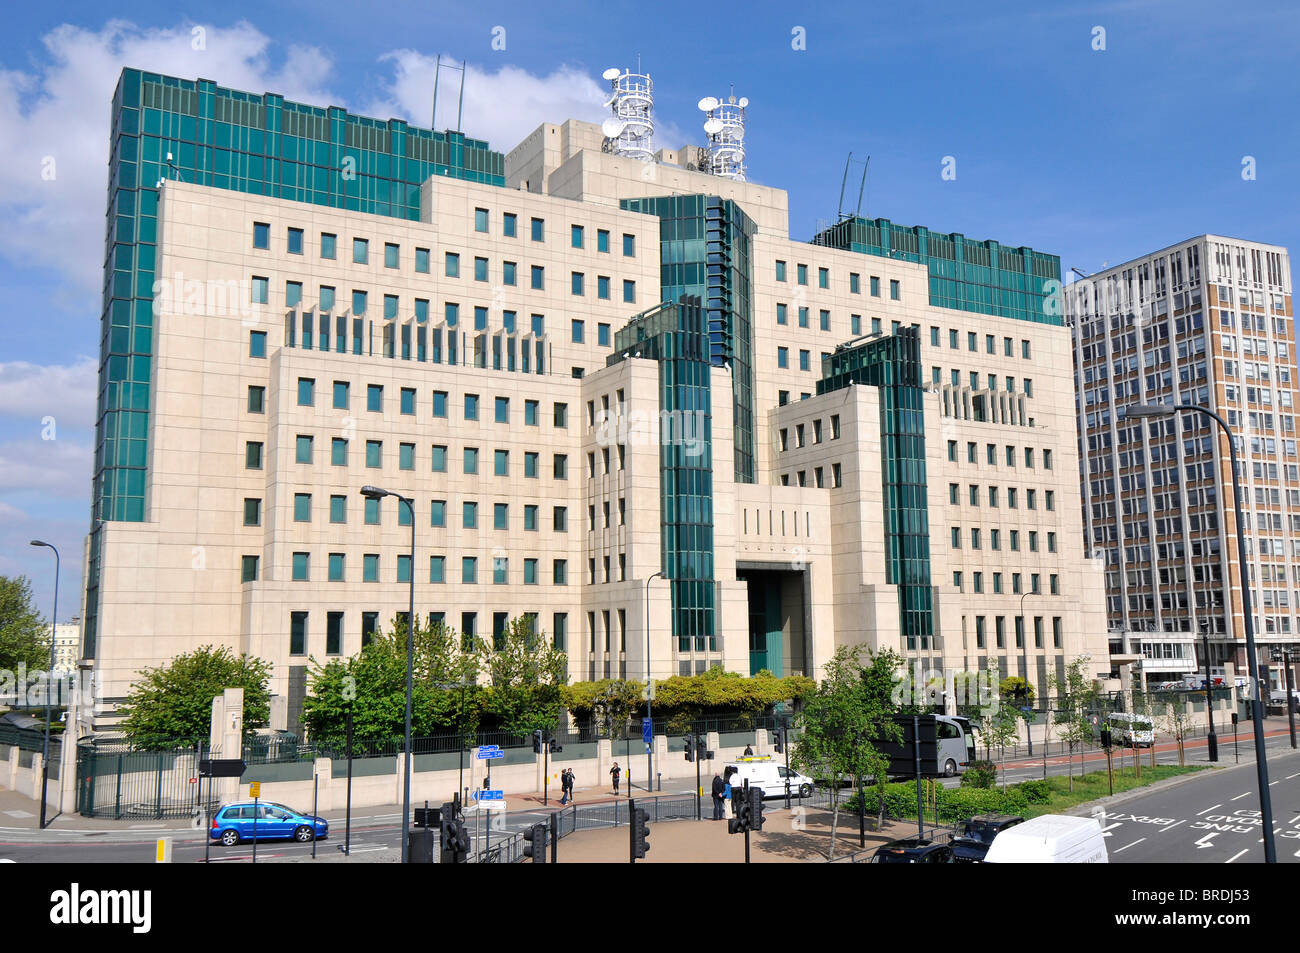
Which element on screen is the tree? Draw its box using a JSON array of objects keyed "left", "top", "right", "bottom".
[
  {"left": 475, "top": 616, "right": 568, "bottom": 735},
  {"left": 118, "top": 646, "right": 271, "bottom": 742},
  {"left": 791, "top": 644, "right": 901, "bottom": 860},
  {"left": 0, "top": 575, "right": 51, "bottom": 675},
  {"left": 1047, "top": 656, "right": 1099, "bottom": 792},
  {"left": 1153, "top": 689, "right": 1191, "bottom": 767},
  {"left": 301, "top": 616, "right": 481, "bottom": 743}
]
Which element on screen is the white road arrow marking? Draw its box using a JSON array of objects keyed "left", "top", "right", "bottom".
[
  {"left": 1098, "top": 822, "right": 1123, "bottom": 837},
  {"left": 1195, "top": 833, "right": 1220, "bottom": 849}
]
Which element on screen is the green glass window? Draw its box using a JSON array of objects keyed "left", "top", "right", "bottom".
[
  {"left": 798, "top": 308, "right": 809, "bottom": 328},
  {"left": 623, "top": 280, "right": 635, "bottom": 303},
  {"left": 245, "top": 442, "right": 263, "bottom": 469},
  {"left": 524, "top": 452, "right": 538, "bottom": 478},
  {"left": 572, "top": 272, "right": 584, "bottom": 296},
  {"left": 503, "top": 261, "right": 516, "bottom": 285},
  {"left": 890, "top": 279, "right": 900, "bottom": 300},
  {"left": 622, "top": 233, "right": 635, "bottom": 257},
  {"left": 818, "top": 267, "right": 829, "bottom": 289},
  {"left": 445, "top": 252, "right": 459, "bottom": 277},
  {"left": 249, "top": 331, "right": 266, "bottom": 358},
  {"left": 384, "top": 295, "right": 398, "bottom": 320},
  {"left": 777, "top": 348, "right": 788, "bottom": 368},
  {"left": 503, "top": 213, "right": 517, "bottom": 237},
  {"left": 248, "top": 386, "right": 265, "bottom": 413},
  {"left": 365, "top": 440, "right": 381, "bottom": 467},
  {"left": 399, "top": 443, "right": 415, "bottom": 470},
  {"left": 475, "top": 257, "right": 488, "bottom": 281},
  {"left": 364, "top": 498, "right": 380, "bottom": 525},
  {"left": 243, "top": 498, "right": 261, "bottom": 526},
  {"left": 465, "top": 394, "right": 479, "bottom": 420},
  {"left": 328, "top": 553, "right": 345, "bottom": 582},
  {"left": 493, "top": 557, "right": 508, "bottom": 584},
  {"left": 363, "top": 554, "right": 379, "bottom": 582},
  {"left": 331, "top": 438, "right": 347, "bottom": 466},
  {"left": 571, "top": 224, "right": 584, "bottom": 248},
  {"left": 286, "top": 228, "right": 303, "bottom": 255},
  {"left": 397, "top": 554, "right": 411, "bottom": 583},
  {"left": 384, "top": 242, "right": 399, "bottom": 268},
  {"left": 286, "top": 281, "right": 302, "bottom": 307},
  {"left": 415, "top": 247, "right": 430, "bottom": 273},
  {"left": 464, "top": 447, "right": 479, "bottom": 474},
  {"left": 463, "top": 502, "right": 478, "bottom": 528},
  {"left": 290, "top": 613, "right": 307, "bottom": 655},
  {"left": 553, "top": 507, "right": 567, "bottom": 531},
  {"left": 531, "top": 217, "right": 544, "bottom": 241},
  {"left": 850, "top": 273, "right": 860, "bottom": 293},
  {"left": 524, "top": 559, "right": 538, "bottom": 585},
  {"left": 241, "top": 555, "right": 259, "bottom": 583},
  {"left": 431, "top": 445, "right": 447, "bottom": 472},
  {"left": 598, "top": 323, "right": 610, "bottom": 347},
  {"left": 253, "top": 222, "right": 269, "bottom": 249},
  {"left": 400, "top": 388, "right": 415, "bottom": 415},
  {"left": 320, "top": 233, "right": 337, "bottom": 259},
  {"left": 294, "top": 493, "right": 311, "bottom": 522},
  {"left": 531, "top": 265, "right": 544, "bottom": 290},
  {"left": 495, "top": 396, "right": 509, "bottom": 423},
  {"left": 851, "top": 314, "right": 861, "bottom": 335},
  {"left": 326, "top": 612, "right": 342, "bottom": 655},
  {"left": 475, "top": 208, "right": 489, "bottom": 232},
  {"left": 553, "top": 559, "right": 567, "bottom": 584},
  {"left": 292, "top": 552, "right": 309, "bottom": 581},
  {"left": 430, "top": 556, "right": 446, "bottom": 583},
  {"left": 797, "top": 264, "right": 808, "bottom": 285},
  {"left": 330, "top": 495, "right": 346, "bottom": 523},
  {"left": 431, "top": 499, "right": 446, "bottom": 527},
  {"left": 525, "top": 400, "right": 538, "bottom": 426},
  {"left": 433, "top": 390, "right": 448, "bottom": 417},
  {"left": 776, "top": 260, "right": 786, "bottom": 281},
  {"left": 320, "top": 286, "right": 336, "bottom": 312},
  {"left": 352, "top": 290, "right": 367, "bottom": 315},
  {"left": 353, "top": 238, "right": 368, "bottom": 264},
  {"left": 572, "top": 319, "right": 584, "bottom": 343},
  {"left": 597, "top": 229, "right": 610, "bottom": 253},
  {"left": 494, "top": 502, "right": 508, "bottom": 529},
  {"left": 367, "top": 384, "right": 383, "bottom": 412},
  {"left": 820, "top": 310, "right": 830, "bottom": 331},
  {"left": 776, "top": 304, "right": 787, "bottom": 325},
  {"left": 870, "top": 276, "right": 880, "bottom": 296},
  {"left": 297, "top": 377, "right": 314, "bottom": 406},
  {"left": 524, "top": 505, "right": 538, "bottom": 531},
  {"left": 462, "top": 557, "right": 477, "bottom": 584},
  {"left": 494, "top": 449, "right": 508, "bottom": 476},
  {"left": 296, "top": 435, "right": 313, "bottom": 464}
]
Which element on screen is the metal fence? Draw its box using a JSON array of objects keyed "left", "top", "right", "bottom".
[
  {"left": 469, "top": 792, "right": 702, "bottom": 863},
  {"left": 0, "top": 722, "right": 61, "bottom": 754},
  {"left": 75, "top": 738, "right": 217, "bottom": 819}
]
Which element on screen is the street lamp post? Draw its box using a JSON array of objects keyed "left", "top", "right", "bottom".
[
  {"left": 1201, "top": 630, "right": 1218, "bottom": 762},
  {"left": 1019, "top": 590, "right": 1033, "bottom": 757},
  {"left": 643, "top": 571, "right": 665, "bottom": 793},
  {"left": 360, "top": 486, "right": 415, "bottom": 863},
  {"left": 1124, "top": 403, "right": 1276, "bottom": 862},
  {"left": 29, "top": 540, "right": 59, "bottom": 830}
]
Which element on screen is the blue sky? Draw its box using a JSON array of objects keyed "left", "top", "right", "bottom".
[{"left": 1, "top": 0, "right": 1297, "bottom": 618}]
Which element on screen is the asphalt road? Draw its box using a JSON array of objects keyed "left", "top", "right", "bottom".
[{"left": 1102, "top": 747, "right": 1300, "bottom": 864}]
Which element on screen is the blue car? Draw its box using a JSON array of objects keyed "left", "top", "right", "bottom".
[{"left": 210, "top": 802, "right": 328, "bottom": 846}]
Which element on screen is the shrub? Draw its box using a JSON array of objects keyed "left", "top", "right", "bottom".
[
  {"left": 1018, "top": 779, "right": 1051, "bottom": 804},
  {"left": 961, "top": 760, "right": 998, "bottom": 789}
]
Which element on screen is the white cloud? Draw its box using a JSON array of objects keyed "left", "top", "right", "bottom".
[
  {"left": 0, "top": 357, "right": 97, "bottom": 430},
  {"left": 0, "top": 19, "right": 340, "bottom": 295},
  {"left": 0, "top": 437, "right": 92, "bottom": 499},
  {"left": 362, "top": 51, "right": 690, "bottom": 160}
]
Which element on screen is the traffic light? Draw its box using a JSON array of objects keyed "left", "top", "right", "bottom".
[
  {"left": 772, "top": 729, "right": 784, "bottom": 754},
  {"left": 632, "top": 808, "right": 650, "bottom": 858},
  {"left": 440, "top": 802, "right": 470, "bottom": 863},
  {"left": 748, "top": 786, "right": 765, "bottom": 831},
  {"left": 728, "top": 786, "right": 752, "bottom": 835},
  {"left": 684, "top": 735, "right": 695, "bottom": 762},
  {"left": 548, "top": 737, "right": 562, "bottom": 754},
  {"left": 532, "top": 730, "right": 544, "bottom": 754},
  {"left": 523, "top": 823, "right": 547, "bottom": 863}
]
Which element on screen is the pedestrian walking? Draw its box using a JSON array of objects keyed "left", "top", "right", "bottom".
[
  {"left": 564, "top": 768, "right": 575, "bottom": 804},
  {"left": 610, "top": 761, "right": 621, "bottom": 795},
  {"left": 743, "top": 744, "right": 754, "bottom": 756},
  {"left": 559, "top": 768, "right": 570, "bottom": 805},
  {"left": 711, "top": 771, "right": 726, "bottom": 820}
]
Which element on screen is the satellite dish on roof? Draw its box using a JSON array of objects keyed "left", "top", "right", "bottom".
[
  {"left": 602, "top": 67, "right": 622, "bottom": 81},
  {"left": 703, "top": 118, "right": 723, "bottom": 135},
  {"left": 602, "top": 117, "right": 627, "bottom": 138},
  {"left": 697, "top": 96, "right": 719, "bottom": 112},
  {"left": 738, "top": 97, "right": 749, "bottom": 108}
]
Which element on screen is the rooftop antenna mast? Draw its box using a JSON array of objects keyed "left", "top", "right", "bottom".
[
  {"left": 431, "top": 54, "right": 466, "bottom": 132},
  {"left": 836, "top": 153, "right": 870, "bottom": 222}
]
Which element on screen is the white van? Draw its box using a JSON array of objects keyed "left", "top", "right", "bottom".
[
  {"left": 722, "top": 757, "right": 815, "bottom": 798},
  {"left": 1106, "top": 712, "right": 1155, "bottom": 747},
  {"left": 982, "top": 814, "right": 1109, "bottom": 864}
]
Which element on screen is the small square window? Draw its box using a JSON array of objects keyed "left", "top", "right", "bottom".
[
  {"left": 415, "top": 247, "right": 430, "bottom": 273},
  {"left": 252, "top": 222, "right": 269, "bottom": 249},
  {"left": 320, "top": 233, "right": 337, "bottom": 259},
  {"left": 475, "top": 208, "right": 489, "bottom": 233},
  {"left": 445, "top": 252, "right": 460, "bottom": 277},
  {"left": 353, "top": 238, "right": 368, "bottom": 264},
  {"left": 247, "top": 386, "right": 265, "bottom": 412}
]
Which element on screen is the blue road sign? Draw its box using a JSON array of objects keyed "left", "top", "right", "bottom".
[
  {"left": 475, "top": 746, "right": 504, "bottom": 760},
  {"left": 642, "top": 718, "right": 652, "bottom": 745},
  {"left": 474, "top": 789, "right": 504, "bottom": 801}
]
